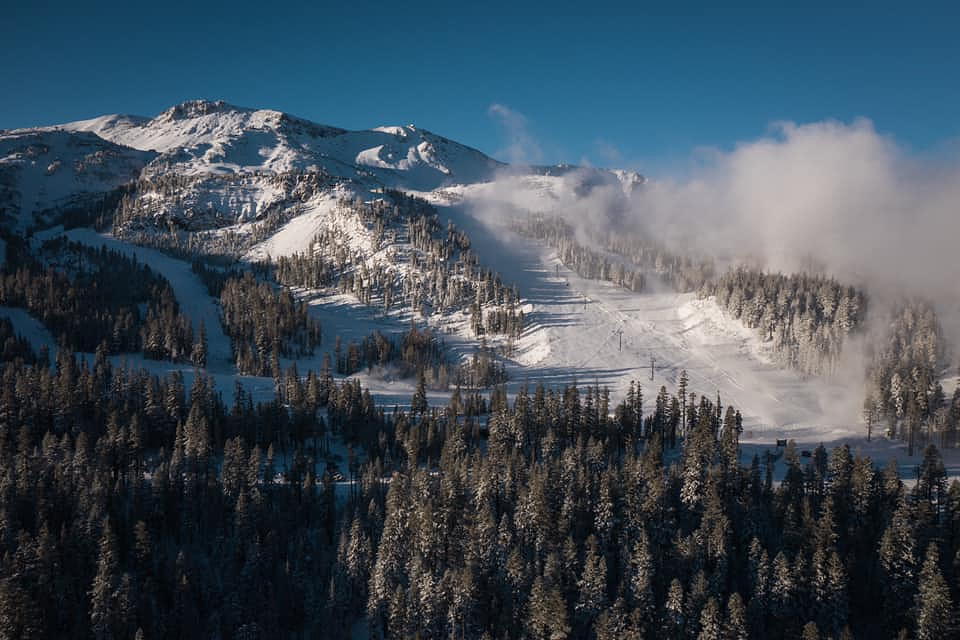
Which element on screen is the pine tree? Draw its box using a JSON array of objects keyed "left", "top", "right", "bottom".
[
  {"left": 594, "top": 597, "right": 636, "bottom": 640},
  {"left": 90, "top": 519, "right": 120, "bottom": 640},
  {"left": 628, "top": 530, "right": 655, "bottom": 633},
  {"left": 526, "top": 575, "right": 571, "bottom": 640},
  {"left": 916, "top": 543, "right": 953, "bottom": 640},
  {"left": 192, "top": 319, "right": 208, "bottom": 368},
  {"left": 663, "top": 578, "right": 685, "bottom": 637},
  {"left": 698, "top": 596, "right": 723, "bottom": 640},
  {"left": 678, "top": 369, "right": 689, "bottom": 439},
  {"left": 723, "top": 593, "right": 748, "bottom": 640},
  {"left": 576, "top": 535, "right": 608, "bottom": 630},
  {"left": 412, "top": 371, "right": 428, "bottom": 414},
  {"left": 771, "top": 551, "right": 794, "bottom": 619},
  {"left": 879, "top": 496, "right": 918, "bottom": 629}
]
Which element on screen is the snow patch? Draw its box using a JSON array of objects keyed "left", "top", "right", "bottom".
[{"left": 0, "top": 306, "right": 59, "bottom": 356}]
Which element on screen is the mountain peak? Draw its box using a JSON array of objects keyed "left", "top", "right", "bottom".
[{"left": 155, "top": 99, "right": 242, "bottom": 122}]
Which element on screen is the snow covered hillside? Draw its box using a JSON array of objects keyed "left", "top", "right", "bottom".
[
  {"left": 423, "top": 192, "right": 866, "bottom": 439},
  {"left": 0, "top": 129, "right": 154, "bottom": 228},
  {"left": 6, "top": 97, "right": 941, "bottom": 464}
]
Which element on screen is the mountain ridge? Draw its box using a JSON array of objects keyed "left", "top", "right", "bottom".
[{"left": 1, "top": 99, "right": 644, "bottom": 231}]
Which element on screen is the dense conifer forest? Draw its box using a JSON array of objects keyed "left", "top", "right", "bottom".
[
  {"left": 219, "top": 272, "right": 322, "bottom": 377},
  {"left": 333, "top": 328, "right": 508, "bottom": 391},
  {"left": 0, "top": 317, "right": 36, "bottom": 364},
  {"left": 0, "top": 350, "right": 957, "bottom": 638},
  {"left": 863, "top": 302, "right": 954, "bottom": 454},
  {"left": 3, "top": 60, "right": 959, "bottom": 640}
]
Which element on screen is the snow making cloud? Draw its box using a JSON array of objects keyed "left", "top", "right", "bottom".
[
  {"left": 488, "top": 103, "right": 544, "bottom": 166},
  {"left": 629, "top": 118, "right": 960, "bottom": 299}
]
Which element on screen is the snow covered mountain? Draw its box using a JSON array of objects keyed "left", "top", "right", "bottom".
[
  {"left": 56, "top": 100, "right": 504, "bottom": 188},
  {"left": 1, "top": 99, "right": 642, "bottom": 231}
]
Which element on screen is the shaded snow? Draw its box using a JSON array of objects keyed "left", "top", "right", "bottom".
[
  {"left": 0, "top": 305, "right": 59, "bottom": 356},
  {"left": 243, "top": 193, "right": 344, "bottom": 261}
]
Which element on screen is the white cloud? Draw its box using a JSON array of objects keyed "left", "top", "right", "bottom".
[
  {"left": 487, "top": 103, "right": 543, "bottom": 166},
  {"left": 630, "top": 118, "right": 960, "bottom": 302}
]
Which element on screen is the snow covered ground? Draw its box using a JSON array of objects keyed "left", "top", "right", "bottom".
[
  {"left": 26, "top": 225, "right": 462, "bottom": 411},
  {"left": 14, "top": 212, "right": 960, "bottom": 477},
  {"left": 52, "top": 100, "right": 504, "bottom": 191},
  {"left": 0, "top": 129, "right": 153, "bottom": 227},
  {"left": 242, "top": 192, "right": 345, "bottom": 261},
  {"left": 39, "top": 212, "right": 927, "bottom": 448},
  {"left": 435, "top": 193, "right": 960, "bottom": 475}
]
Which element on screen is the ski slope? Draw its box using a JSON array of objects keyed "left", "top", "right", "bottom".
[
  {"left": 6, "top": 99, "right": 953, "bottom": 476},
  {"left": 431, "top": 197, "right": 866, "bottom": 442},
  {"left": 242, "top": 177, "right": 870, "bottom": 441},
  {"left": 436, "top": 202, "right": 960, "bottom": 476},
  {"left": 30, "top": 225, "right": 461, "bottom": 410},
  {"left": 17, "top": 216, "right": 960, "bottom": 475},
  {"left": 13, "top": 194, "right": 889, "bottom": 449}
]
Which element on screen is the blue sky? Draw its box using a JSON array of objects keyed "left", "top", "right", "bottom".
[{"left": 3, "top": 0, "right": 957, "bottom": 174}]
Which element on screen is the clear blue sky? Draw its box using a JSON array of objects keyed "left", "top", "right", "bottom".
[{"left": 3, "top": 0, "right": 957, "bottom": 173}]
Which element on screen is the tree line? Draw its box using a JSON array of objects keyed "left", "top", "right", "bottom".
[
  {"left": 863, "top": 301, "right": 955, "bottom": 454},
  {"left": 511, "top": 213, "right": 647, "bottom": 293},
  {"left": 510, "top": 212, "right": 716, "bottom": 294},
  {"left": 272, "top": 193, "right": 525, "bottom": 341},
  {"left": 0, "top": 317, "right": 36, "bottom": 364},
  {"left": 334, "top": 328, "right": 508, "bottom": 392}
]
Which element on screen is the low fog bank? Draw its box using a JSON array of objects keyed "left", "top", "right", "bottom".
[
  {"left": 628, "top": 119, "right": 960, "bottom": 363},
  {"left": 630, "top": 119, "right": 960, "bottom": 300}
]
